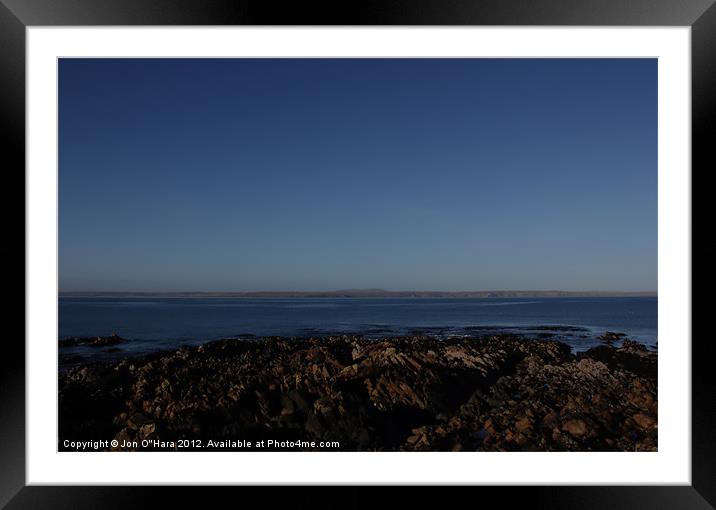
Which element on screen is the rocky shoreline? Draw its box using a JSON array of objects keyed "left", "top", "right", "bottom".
[{"left": 58, "top": 334, "right": 657, "bottom": 452}]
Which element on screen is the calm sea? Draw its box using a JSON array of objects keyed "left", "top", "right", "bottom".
[{"left": 58, "top": 296, "right": 657, "bottom": 363}]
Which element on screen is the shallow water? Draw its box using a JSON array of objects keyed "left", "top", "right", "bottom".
[{"left": 58, "top": 296, "right": 657, "bottom": 364}]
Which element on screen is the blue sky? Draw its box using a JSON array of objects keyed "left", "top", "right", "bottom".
[{"left": 59, "top": 58, "right": 657, "bottom": 292}]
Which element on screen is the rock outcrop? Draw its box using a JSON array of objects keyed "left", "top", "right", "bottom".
[
  {"left": 58, "top": 335, "right": 657, "bottom": 452},
  {"left": 59, "top": 333, "right": 126, "bottom": 348}
]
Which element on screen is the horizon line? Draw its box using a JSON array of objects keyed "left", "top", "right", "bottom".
[{"left": 59, "top": 289, "right": 658, "bottom": 296}]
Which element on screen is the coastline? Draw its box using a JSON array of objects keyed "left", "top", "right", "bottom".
[
  {"left": 60, "top": 290, "right": 658, "bottom": 299},
  {"left": 59, "top": 334, "right": 657, "bottom": 452}
]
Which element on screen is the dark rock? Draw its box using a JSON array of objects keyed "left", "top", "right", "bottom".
[
  {"left": 59, "top": 333, "right": 127, "bottom": 348},
  {"left": 632, "top": 413, "right": 656, "bottom": 430},
  {"left": 598, "top": 331, "right": 626, "bottom": 345},
  {"left": 562, "top": 419, "right": 587, "bottom": 437},
  {"left": 59, "top": 353, "right": 86, "bottom": 365},
  {"left": 58, "top": 335, "right": 657, "bottom": 452},
  {"left": 579, "top": 341, "right": 657, "bottom": 379},
  {"left": 127, "top": 413, "right": 151, "bottom": 430}
]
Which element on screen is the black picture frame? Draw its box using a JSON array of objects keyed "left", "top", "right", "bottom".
[{"left": 4, "top": 0, "right": 713, "bottom": 505}]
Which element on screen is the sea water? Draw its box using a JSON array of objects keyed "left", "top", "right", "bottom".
[{"left": 58, "top": 296, "right": 657, "bottom": 364}]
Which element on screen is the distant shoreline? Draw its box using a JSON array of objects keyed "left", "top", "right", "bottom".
[{"left": 59, "top": 290, "right": 657, "bottom": 299}]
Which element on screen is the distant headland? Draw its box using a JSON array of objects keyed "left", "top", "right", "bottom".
[{"left": 59, "top": 289, "right": 657, "bottom": 298}]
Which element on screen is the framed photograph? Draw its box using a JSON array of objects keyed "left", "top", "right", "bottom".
[{"left": 6, "top": 0, "right": 713, "bottom": 504}]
